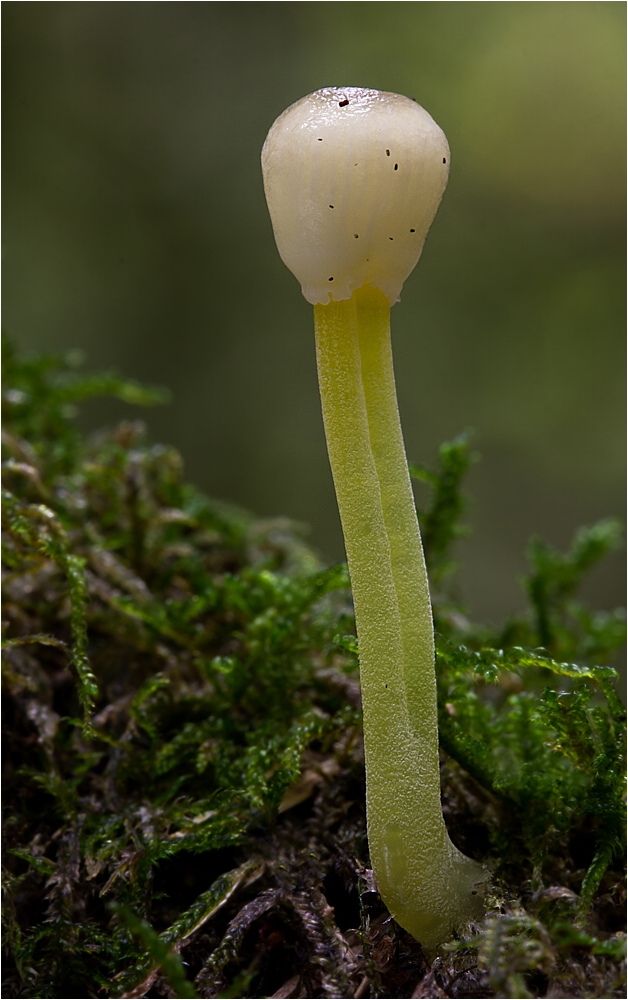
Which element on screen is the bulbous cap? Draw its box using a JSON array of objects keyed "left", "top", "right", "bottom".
[{"left": 261, "top": 87, "right": 450, "bottom": 305}]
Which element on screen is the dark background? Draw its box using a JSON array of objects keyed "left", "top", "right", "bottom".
[{"left": 3, "top": 2, "right": 625, "bottom": 625}]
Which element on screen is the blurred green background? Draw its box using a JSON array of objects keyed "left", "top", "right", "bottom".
[{"left": 3, "top": 2, "right": 625, "bottom": 624}]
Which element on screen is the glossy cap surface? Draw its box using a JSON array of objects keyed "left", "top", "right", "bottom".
[{"left": 262, "top": 87, "right": 450, "bottom": 305}]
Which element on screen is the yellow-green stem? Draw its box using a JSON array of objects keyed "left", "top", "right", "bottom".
[{"left": 314, "top": 283, "right": 483, "bottom": 949}]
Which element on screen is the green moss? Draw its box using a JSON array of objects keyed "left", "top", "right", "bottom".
[{"left": 2, "top": 342, "right": 625, "bottom": 998}]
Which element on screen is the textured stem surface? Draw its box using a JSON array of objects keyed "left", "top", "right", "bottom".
[{"left": 314, "top": 284, "right": 483, "bottom": 948}]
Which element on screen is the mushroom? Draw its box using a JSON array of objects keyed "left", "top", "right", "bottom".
[{"left": 262, "top": 87, "right": 485, "bottom": 949}]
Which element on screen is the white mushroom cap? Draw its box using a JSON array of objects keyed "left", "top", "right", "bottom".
[{"left": 261, "top": 87, "right": 450, "bottom": 306}]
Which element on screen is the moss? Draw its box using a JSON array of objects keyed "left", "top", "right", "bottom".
[{"left": 2, "top": 341, "right": 625, "bottom": 998}]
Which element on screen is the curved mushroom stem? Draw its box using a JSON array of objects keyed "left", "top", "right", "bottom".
[{"left": 314, "top": 283, "right": 484, "bottom": 949}]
